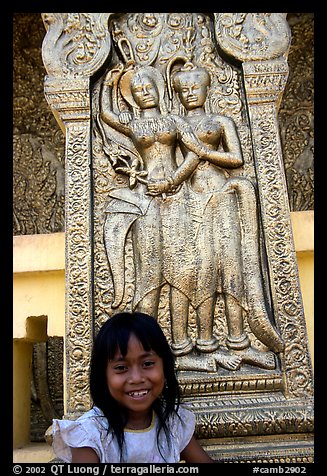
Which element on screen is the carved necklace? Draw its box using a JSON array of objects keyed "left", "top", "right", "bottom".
[{"left": 131, "top": 116, "right": 173, "bottom": 137}]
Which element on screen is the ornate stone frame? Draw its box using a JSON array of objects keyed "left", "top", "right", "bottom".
[{"left": 42, "top": 13, "right": 313, "bottom": 460}]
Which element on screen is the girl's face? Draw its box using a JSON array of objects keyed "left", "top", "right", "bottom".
[{"left": 106, "top": 333, "right": 165, "bottom": 426}]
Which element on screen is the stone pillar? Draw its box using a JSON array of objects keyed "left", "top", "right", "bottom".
[
  {"left": 242, "top": 60, "right": 313, "bottom": 399},
  {"left": 41, "top": 13, "right": 112, "bottom": 417},
  {"left": 214, "top": 13, "right": 313, "bottom": 400}
]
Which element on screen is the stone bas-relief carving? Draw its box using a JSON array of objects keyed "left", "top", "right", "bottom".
[
  {"left": 13, "top": 14, "right": 313, "bottom": 239},
  {"left": 42, "top": 12, "right": 313, "bottom": 461},
  {"left": 13, "top": 13, "right": 65, "bottom": 235},
  {"left": 97, "top": 58, "right": 283, "bottom": 374},
  {"left": 279, "top": 13, "right": 314, "bottom": 211},
  {"left": 94, "top": 13, "right": 284, "bottom": 377}
]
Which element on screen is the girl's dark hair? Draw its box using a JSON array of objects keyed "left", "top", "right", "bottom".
[{"left": 89, "top": 311, "right": 180, "bottom": 461}]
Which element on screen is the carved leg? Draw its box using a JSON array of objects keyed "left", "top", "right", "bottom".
[
  {"left": 224, "top": 294, "right": 276, "bottom": 370},
  {"left": 224, "top": 294, "right": 250, "bottom": 350},
  {"left": 195, "top": 296, "right": 219, "bottom": 352},
  {"left": 136, "top": 288, "right": 161, "bottom": 320},
  {"left": 170, "top": 287, "right": 193, "bottom": 356}
]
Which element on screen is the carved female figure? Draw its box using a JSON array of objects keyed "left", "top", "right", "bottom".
[
  {"left": 148, "top": 63, "right": 284, "bottom": 367},
  {"left": 99, "top": 63, "right": 241, "bottom": 332}
]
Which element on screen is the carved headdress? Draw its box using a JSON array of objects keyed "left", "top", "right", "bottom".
[
  {"left": 119, "top": 64, "right": 167, "bottom": 113},
  {"left": 172, "top": 62, "right": 211, "bottom": 91}
]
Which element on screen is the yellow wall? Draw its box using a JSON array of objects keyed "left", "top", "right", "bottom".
[
  {"left": 13, "top": 340, "right": 33, "bottom": 448},
  {"left": 290, "top": 211, "right": 314, "bottom": 363},
  {"left": 13, "top": 232, "right": 65, "bottom": 339},
  {"left": 12, "top": 211, "right": 314, "bottom": 448},
  {"left": 13, "top": 233, "right": 65, "bottom": 448},
  {"left": 14, "top": 271, "right": 65, "bottom": 339},
  {"left": 297, "top": 252, "right": 314, "bottom": 358}
]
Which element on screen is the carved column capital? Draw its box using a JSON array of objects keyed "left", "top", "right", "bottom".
[
  {"left": 44, "top": 77, "right": 90, "bottom": 132},
  {"left": 242, "top": 59, "right": 289, "bottom": 108},
  {"left": 214, "top": 13, "right": 291, "bottom": 63},
  {"left": 41, "top": 13, "right": 112, "bottom": 78},
  {"left": 41, "top": 13, "right": 112, "bottom": 132}
]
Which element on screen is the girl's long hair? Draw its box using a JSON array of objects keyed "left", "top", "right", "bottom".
[{"left": 89, "top": 312, "right": 181, "bottom": 461}]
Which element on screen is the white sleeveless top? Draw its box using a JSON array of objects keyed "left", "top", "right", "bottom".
[{"left": 51, "top": 405, "right": 196, "bottom": 463}]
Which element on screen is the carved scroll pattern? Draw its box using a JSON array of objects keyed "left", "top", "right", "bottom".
[
  {"left": 42, "top": 13, "right": 112, "bottom": 77},
  {"left": 64, "top": 122, "right": 93, "bottom": 415},
  {"left": 248, "top": 101, "right": 313, "bottom": 399},
  {"left": 214, "top": 13, "right": 291, "bottom": 62}
]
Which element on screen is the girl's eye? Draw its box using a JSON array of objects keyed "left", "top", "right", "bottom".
[
  {"left": 113, "top": 364, "right": 127, "bottom": 372},
  {"left": 143, "top": 360, "right": 155, "bottom": 368}
]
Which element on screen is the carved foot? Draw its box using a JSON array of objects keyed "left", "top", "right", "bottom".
[
  {"left": 171, "top": 338, "right": 193, "bottom": 356},
  {"left": 233, "top": 346, "right": 276, "bottom": 370},
  {"left": 212, "top": 348, "right": 242, "bottom": 371},
  {"left": 175, "top": 352, "right": 217, "bottom": 373}
]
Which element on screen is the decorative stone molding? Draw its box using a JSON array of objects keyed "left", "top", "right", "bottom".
[
  {"left": 242, "top": 59, "right": 289, "bottom": 106},
  {"left": 41, "top": 13, "right": 313, "bottom": 460},
  {"left": 213, "top": 13, "right": 312, "bottom": 401},
  {"left": 42, "top": 13, "right": 112, "bottom": 78},
  {"left": 241, "top": 62, "right": 313, "bottom": 400}
]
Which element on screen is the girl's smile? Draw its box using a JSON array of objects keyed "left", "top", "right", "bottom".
[
  {"left": 106, "top": 333, "right": 165, "bottom": 429},
  {"left": 127, "top": 389, "right": 149, "bottom": 399}
]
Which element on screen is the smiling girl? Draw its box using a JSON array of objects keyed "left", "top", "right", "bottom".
[{"left": 51, "top": 312, "right": 214, "bottom": 463}]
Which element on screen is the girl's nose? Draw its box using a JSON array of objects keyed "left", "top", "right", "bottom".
[{"left": 128, "top": 366, "right": 145, "bottom": 383}]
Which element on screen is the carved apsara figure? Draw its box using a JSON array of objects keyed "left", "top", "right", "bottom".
[
  {"left": 99, "top": 63, "right": 240, "bottom": 317},
  {"left": 98, "top": 60, "right": 284, "bottom": 371},
  {"left": 149, "top": 63, "right": 284, "bottom": 368}
]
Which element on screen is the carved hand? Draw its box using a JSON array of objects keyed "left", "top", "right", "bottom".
[
  {"left": 118, "top": 111, "right": 133, "bottom": 124},
  {"left": 147, "top": 179, "right": 172, "bottom": 196}
]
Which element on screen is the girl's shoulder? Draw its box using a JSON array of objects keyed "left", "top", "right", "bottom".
[
  {"left": 177, "top": 403, "right": 196, "bottom": 420},
  {"left": 52, "top": 406, "right": 109, "bottom": 439},
  {"left": 165, "top": 404, "right": 196, "bottom": 454},
  {"left": 67, "top": 406, "right": 106, "bottom": 427},
  {"left": 51, "top": 407, "right": 111, "bottom": 463},
  {"left": 169, "top": 404, "right": 196, "bottom": 432},
  {"left": 77, "top": 406, "right": 105, "bottom": 420}
]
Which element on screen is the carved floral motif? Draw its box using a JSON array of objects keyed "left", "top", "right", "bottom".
[
  {"left": 245, "top": 102, "right": 313, "bottom": 398},
  {"left": 278, "top": 13, "right": 314, "bottom": 211},
  {"left": 42, "top": 13, "right": 111, "bottom": 77},
  {"left": 64, "top": 123, "right": 94, "bottom": 415},
  {"left": 214, "top": 13, "right": 291, "bottom": 61}
]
